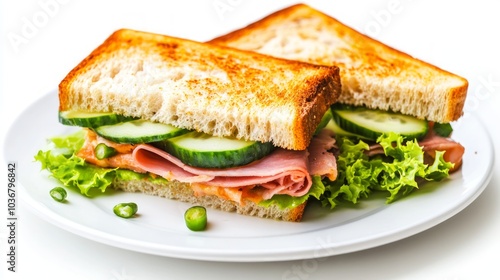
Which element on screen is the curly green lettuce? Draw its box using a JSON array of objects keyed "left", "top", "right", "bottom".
[
  {"left": 34, "top": 130, "right": 165, "bottom": 196},
  {"left": 35, "top": 130, "right": 453, "bottom": 210},
  {"left": 320, "top": 132, "right": 454, "bottom": 209},
  {"left": 35, "top": 130, "right": 116, "bottom": 195}
]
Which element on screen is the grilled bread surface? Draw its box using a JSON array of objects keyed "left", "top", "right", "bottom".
[
  {"left": 210, "top": 4, "right": 468, "bottom": 123},
  {"left": 59, "top": 28, "right": 341, "bottom": 150}
]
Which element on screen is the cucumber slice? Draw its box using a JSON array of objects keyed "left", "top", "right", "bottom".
[
  {"left": 59, "top": 110, "right": 135, "bottom": 128},
  {"left": 95, "top": 119, "right": 189, "bottom": 144},
  {"left": 325, "top": 118, "right": 370, "bottom": 140},
  {"left": 157, "top": 131, "right": 274, "bottom": 169},
  {"left": 314, "top": 109, "right": 333, "bottom": 135},
  {"left": 331, "top": 105, "right": 428, "bottom": 141}
]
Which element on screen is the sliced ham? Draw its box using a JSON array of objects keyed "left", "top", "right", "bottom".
[
  {"left": 365, "top": 129, "right": 464, "bottom": 172},
  {"left": 77, "top": 129, "right": 146, "bottom": 173},
  {"left": 133, "top": 144, "right": 312, "bottom": 199},
  {"left": 419, "top": 130, "right": 465, "bottom": 172},
  {"left": 308, "top": 129, "right": 338, "bottom": 181},
  {"left": 77, "top": 129, "right": 338, "bottom": 202},
  {"left": 188, "top": 130, "right": 337, "bottom": 203}
]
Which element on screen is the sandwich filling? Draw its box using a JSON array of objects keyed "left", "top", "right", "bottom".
[
  {"left": 76, "top": 128, "right": 338, "bottom": 205},
  {"left": 36, "top": 106, "right": 464, "bottom": 214}
]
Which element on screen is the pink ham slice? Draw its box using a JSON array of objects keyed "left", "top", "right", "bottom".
[
  {"left": 366, "top": 130, "right": 464, "bottom": 172},
  {"left": 308, "top": 129, "right": 337, "bottom": 181},
  {"left": 132, "top": 129, "right": 337, "bottom": 199},
  {"left": 419, "top": 130, "right": 465, "bottom": 171}
]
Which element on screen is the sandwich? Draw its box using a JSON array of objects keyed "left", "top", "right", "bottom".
[
  {"left": 36, "top": 4, "right": 468, "bottom": 223},
  {"left": 208, "top": 4, "right": 467, "bottom": 207},
  {"left": 36, "top": 28, "right": 342, "bottom": 222}
]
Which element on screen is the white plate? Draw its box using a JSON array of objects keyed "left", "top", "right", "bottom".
[{"left": 4, "top": 90, "right": 494, "bottom": 262}]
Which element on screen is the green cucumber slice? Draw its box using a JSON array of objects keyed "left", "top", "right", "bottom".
[
  {"left": 331, "top": 104, "right": 428, "bottom": 141},
  {"left": 59, "top": 110, "right": 135, "bottom": 128},
  {"left": 95, "top": 119, "right": 189, "bottom": 144},
  {"left": 314, "top": 109, "right": 333, "bottom": 135},
  {"left": 157, "top": 131, "right": 274, "bottom": 169},
  {"left": 325, "top": 118, "right": 370, "bottom": 140}
]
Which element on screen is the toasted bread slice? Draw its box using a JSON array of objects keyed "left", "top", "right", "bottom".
[
  {"left": 209, "top": 4, "right": 468, "bottom": 123},
  {"left": 59, "top": 29, "right": 341, "bottom": 150},
  {"left": 113, "top": 177, "right": 306, "bottom": 222}
]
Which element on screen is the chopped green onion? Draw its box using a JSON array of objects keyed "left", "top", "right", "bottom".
[
  {"left": 94, "top": 143, "right": 117, "bottom": 160},
  {"left": 113, "top": 202, "right": 138, "bottom": 218},
  {"left": 50, "top": 187, "right": 67, "bottom": 202},
  {"left": 184, "top": 206, "right": 207, "bottom": 231}
]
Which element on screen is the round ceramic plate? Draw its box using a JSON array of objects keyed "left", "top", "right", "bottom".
[{"left": 3, "top": 90, "right": 494, "bottom": 262}]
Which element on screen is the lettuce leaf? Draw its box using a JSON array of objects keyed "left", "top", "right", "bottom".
[
  {"left": 35, "top": 129, "right": 453, "bottom": 211},
  {"left": 35, "top": 130, "right": 117, "bottom": 195},
  {"left": 35, "top": 130, "right": 325, "bottom": 209},
  {"left": 321, "top": 132, "right": 454, "bottom": 208}
]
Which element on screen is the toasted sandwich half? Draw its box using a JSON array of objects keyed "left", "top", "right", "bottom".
[
  {"left": 209, "top": 3, "right": 468, "bottom": 124},
  {"left": 209, "top": 4, "right": 467, "bottom": 209},
  {"left": 42, "top": 29, "right": 341, "bottom": 222}
]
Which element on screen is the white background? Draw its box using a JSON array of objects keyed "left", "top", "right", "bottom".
[{"left": 1, "top": 0, "right": 499, "bottom": 279}]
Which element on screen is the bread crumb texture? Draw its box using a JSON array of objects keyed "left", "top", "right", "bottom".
[
  {"left": 210, "top": 4, "right": 468, "bottom": 123},
  {"left": 59, "top": 29, "right": 341, "bottom": 150}
]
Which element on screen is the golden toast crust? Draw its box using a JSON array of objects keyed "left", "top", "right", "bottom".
[
  {"left": 210, "top": 4, "right": 468, "bottom": 123},
  {"left": 59, "top": 29, "right": 341, "bottom": 150}
]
